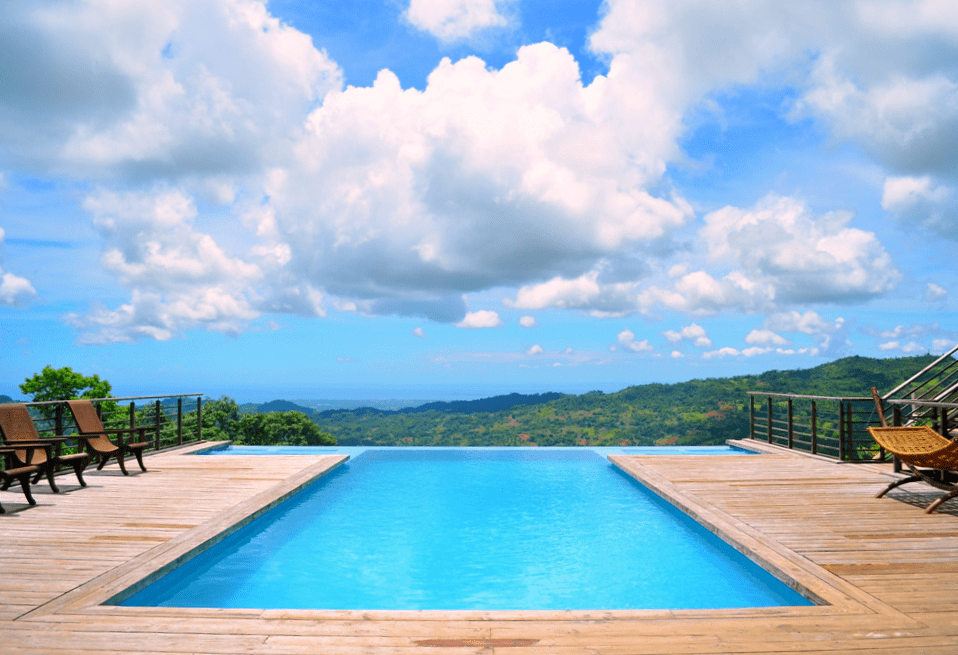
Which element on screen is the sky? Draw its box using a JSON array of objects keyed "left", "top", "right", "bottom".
[{"left": 1, "top": 0, "right": 957, "bottom": 402}]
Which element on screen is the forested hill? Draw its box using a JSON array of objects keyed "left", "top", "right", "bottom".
[
  {"left": 240, "top": 392, "right": 567, "bottom": 418},
  {"left": 316, "top": 392, "right": 565, "bottom": 418},
  {"left": 316, "top": 354, "right": 939, "bottom": 447}
]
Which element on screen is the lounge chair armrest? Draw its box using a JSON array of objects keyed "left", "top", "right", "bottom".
[
  {"left": 78, "top": 427, "right": 149, "bottom": 436},
  {"left": 77, "top": 426, "right": 149, "bottom": 449},
  {"left": 0, "top": 441, "right": 54, "bottom": 465},
  {"left": 10, "top": 435, "right": 73, "bottom": 445}
]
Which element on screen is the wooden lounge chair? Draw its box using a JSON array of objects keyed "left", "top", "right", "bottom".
[
  {"left": 66, "top": 399, "right": 151, "bottom": 475},
  {"left": 0, "top": 404, "right": 91, "bottom": 493},
  {"left": 0, "top": 445, "right": 44, "bottom": 513},
  {"left": 868, "top": 387, "right": 958, "bottom": 514}
]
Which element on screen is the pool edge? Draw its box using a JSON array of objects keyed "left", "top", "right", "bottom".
[
  {"left": 26, "top": 449, "right": 913, "bottom": 626},
  {"left": 608, "top": 454, "right": 910, "bottom": 619},
  {"left": 23, "top": 453, "right": 350, "bottom": 617}
]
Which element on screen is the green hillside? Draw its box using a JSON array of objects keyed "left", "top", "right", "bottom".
[{"left": 318, "top": 355, "right": 937, "bottom": 447}]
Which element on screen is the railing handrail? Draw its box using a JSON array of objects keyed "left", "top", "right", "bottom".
[
  {"left": 884, "top": 397, "right": 958, "bottom": 410},
  {"left": 748, "top": 390, "right": 958, "bottom": 411},
  {"left": 21, "top": 393, "right": 202, "bottom": 407},
  {"left": 883, "top": 343, "right": 958, "bottom": 399},
  {"left": 747, "top": 391, "right": 872, "bottom": 402}
]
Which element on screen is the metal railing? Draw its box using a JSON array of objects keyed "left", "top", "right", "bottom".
[
  {"left": 747, "top": 392, "right": 877, "bottom": 461},
  {"left": 747, "top": 391, "right": 958, "bottom": 462},
  {"left": 885, "top": 344, "right": 958, "bottom": 400},
  {"left": 2, "top": 394, "right": 204, "bottom": 470}
]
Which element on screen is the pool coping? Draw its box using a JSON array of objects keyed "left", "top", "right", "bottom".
[{"left": 22, "top": 443, "right": 916, "bottom": 626}]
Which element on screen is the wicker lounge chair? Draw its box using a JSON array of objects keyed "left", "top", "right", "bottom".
[
  {"left": 0, "top": 445, "right": 44, "bottom": 513},
  {"left": 0, "top": 403, "right": 90, "bottom": 493},
  {"left": 868, "top": 387, "right": 958, "bottom": 514},
  {"left": 66, "top": 399, "right": 151, "bottom": 475}
]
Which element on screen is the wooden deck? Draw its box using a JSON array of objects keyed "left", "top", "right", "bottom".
[{"left": 3, "top": 441, "right": 958, "bottom": 654}]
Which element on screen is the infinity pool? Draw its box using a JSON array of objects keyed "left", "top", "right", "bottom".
[{"left": 121, "top": 448, "right": 810, "bottom": 610}]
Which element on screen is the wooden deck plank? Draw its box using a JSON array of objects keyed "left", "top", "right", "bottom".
[{"left": 3, "top": 440, "right": 958, "bottom": 653}]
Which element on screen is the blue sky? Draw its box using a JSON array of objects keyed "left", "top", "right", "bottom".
[{"left": 1, "top": 0, "right": 957, "bottom": 402}]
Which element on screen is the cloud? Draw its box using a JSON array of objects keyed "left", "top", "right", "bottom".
[
  {"left": 69, "top": 188, "right": 269, "bottom": 341},
  {"left": 745, "top": 329, "right": 789, "bottom": 346},
  {"left": 406, "top": 0, "right": 509, "bottom": 42},
  {"left": 0, "top": 1, "right": 340, "bottom": 179},
  {"left": 702, "top": 346, "right": 772, "bottom": 359},
  {"left": 617, "top": 329, "right": 653, "bottom": 353},
  {"left": 456, "top": 309, "right": 502, "bottom": 328},
  {"left": 0, "top": 227, "right": 38, "bottom": 307},
  {"left": 698, "top": 195, "right": 900, "bottom": 305},
  {"left": 866, "top": 323, "right": 958, "bottom": 356},
  {"left": 6, "top": 0, "right": 952, "bottom": 342},
  {"left": 926, "top": 283, "right": 948, "bottom": 301},
  {"left": 882, "top": 176, "right": 958, "bottom": 240},
  {"left": 519, "top": 315, "right": 538, "bottom": 328},
  {"left": 933, "top": 338, "right": 958, "bottom": 354},
  {"left": 280, "top": 45, "right": 693, "bottom": 318},
  {"left": 0, "top": 270, "right": 37, "bottom": 307},
  {"left": 507, "top": 270, "right": 643, "bottom": 316},
  {"left": 765, "top": 310, "right": 834, "bottom": 335},
  {"left": 526, "top": 343, "right": 543, "bottom": 355},
  {"left": 663, "top": 323, "right": 712, "bottom": 347},
  {"left": 878, "top": 340, "right": 926, "bottom": 354},
  {"left": 761, "top": 310, "right": 849, "bottom": 357},
  {"left": 412, "top": 326, "right": 426, "bottom": 337}
]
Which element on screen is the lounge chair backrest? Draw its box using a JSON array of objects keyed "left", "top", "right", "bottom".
[
  {"left": 871, "top": 387, "right": 889, "bottom": 428},
  {"left": 66, "top": 400, "right": 113, "bottom": 449},
  {"left": 0, "top": 403, "right": 49, "bottom": 464}
]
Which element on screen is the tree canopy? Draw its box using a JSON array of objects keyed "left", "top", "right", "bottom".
[
  {"left": 236, "top": 411, "right": 336, "bottom": 446},
  {"left": 20, "top": 365, "right": 114, "bottom": 418}
]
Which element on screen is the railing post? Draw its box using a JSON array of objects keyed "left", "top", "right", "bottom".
[
  {"left": 767, "top": 397, "right": 773, "bottom": 443},
  {"left": 154, "top": 400, "right": 162, "bottom": 451},
  {"left": 787, "top": 397, "right": 794, "bottom": 449},
  {"left": 838, "top": 400, "right": 846, "bottom": 461},
  {"left": 177, "top": 397, "right": 183, "bottom": 445},
  {"left": 197, "top": 397, "right": 203, "bottom": 442},
  {"left": 893, "top": 405, "right": 903, "bottom": 472},
  {"left": 51, "top": 404, "right": 65, "bottom": 471},
  {"left": 810, "top": 400, "right": 817, "bottom": 455},
  {"left": 847, "top": 399, "right": 856, "bottom": 460},
  {"left": 941, "top": 406, "right": 950, "bottom": 438},
  {"left": 129, "top": 401, "right": 135, "bottom": 430},
  {"left": 749, "top": 395, "right": 755, "bottom": 440}
]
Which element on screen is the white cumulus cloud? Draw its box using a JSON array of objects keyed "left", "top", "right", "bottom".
[
  {"left": 5, "top": 0, "right": 954, "bottom": 342},
  {"left": 456, "top": 309, "right": 502, "bottom": 328},
  {"left": 617, "top": 329, "right": 653, "bottom": 353},
  {"left": 745, "top": 329, "right": 789, "bottom": 346},
  {"left": 882, "top": 176, "right": 958, "bottom": 240},
  {"left": 0, "top": 227, "right": 38, "bottom": 307},
  {"left": 926, "top": 283, "right": 948, "bottom": 301},
  {"left": 663, "top": 323, "right": 712, "bottom": 347},
  {"left": 406, "top": 0, "right": 509, "bottom": 41}
]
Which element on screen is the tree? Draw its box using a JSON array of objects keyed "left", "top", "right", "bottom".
[
  {"left": 200, "top": 396, "right": 242, "bottom": 441},
  {"left": 20, "top": 366, "right": 113, "bottom": 418},
  {"left": 237, "top": 411, "right": 336, "bottom": 446}
]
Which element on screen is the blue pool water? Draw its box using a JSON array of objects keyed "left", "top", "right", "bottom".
[{"left": 121, "top": 448, "right": 809, "bottom": 610}]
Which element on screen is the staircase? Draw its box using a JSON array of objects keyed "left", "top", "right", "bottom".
[{"left": 881, "top": 344, "right": 958, "bottom": 432}]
